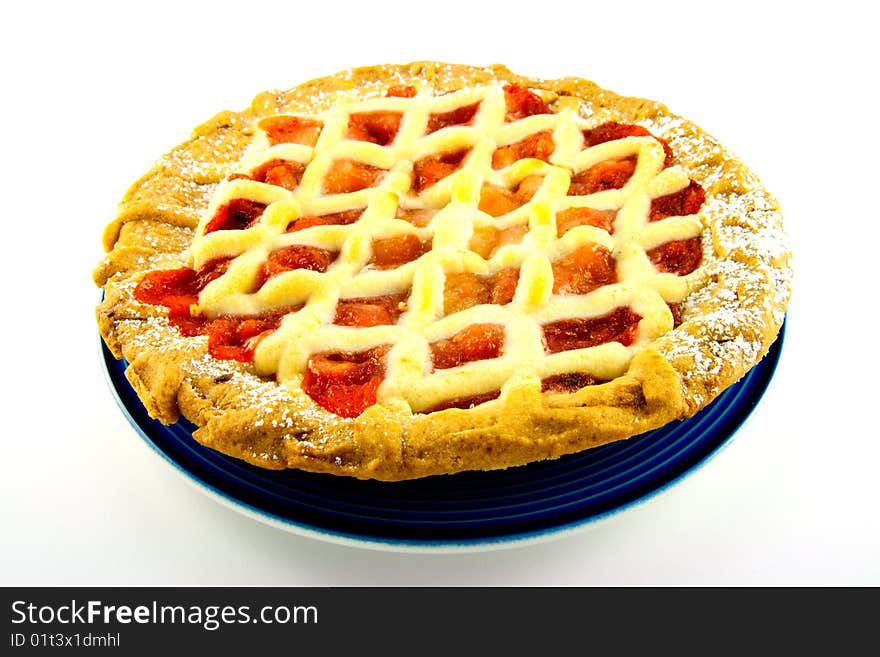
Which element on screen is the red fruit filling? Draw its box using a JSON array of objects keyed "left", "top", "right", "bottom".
[
  {"left": 583, "top": 122, "right": 673, "bottom": 167},
  {"left": 204, "top": 199, "right": 267, "bottom": 234},
  {"left": 369, "top": 233, "right": 431, "bottom": 269},
  {"left": 258, "top": 116, "right": 323, "bottom": 147},
  {"left": 430, "top": 324, "right": 504, "bottom": 369},
  {"left": 411, "top": 148, "right": 470, "bottom": 192},
  {"left": 285, "top": 208, "right": 364, "bottom": 232},
  {"left": 552, "top": 244, "right": 617, "bottom": 295},
  {"left": 492, "top": 131, "right": 554, "bottom": 169},
  {"left": 556, "top": 207, "right": 616, "bottom": 236},
  {"left": 323, "top": 159, "right": 384, "bottom": 194},
  {"left": 334, "top": 293, "right": 409, "bottom": 327},
  {"left": 650, "top": 179, "right": 706, "bottom": 221},
  {"left": 443, "top": 269, "right": 519, "bottom": 315},
  {"left": 427, "top": 102, "right": 480, "bottom": 133},
  {"left": 302, "top": 347, "right": 388, "bottom": 418},
  {"left": 347, "top": 111, "right": 403, "bottom": 146},
  {"left": 648, "top": 237, "right": 702, "bottom": 276},
  {"left": 252, "top": 245, "right": 336, "bottom": 290},
  {"left": 503, "top": 85, "right": 551, "bottom": 121},
  {"left": 568, "top": 158, "right": 637, "bottom": 196},
  {"left": 543, "top": 308, "right": 642, "bottom": 353}
]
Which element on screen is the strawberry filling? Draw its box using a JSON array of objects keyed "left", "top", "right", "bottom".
[
  {"left": 648, "top": 237, "right": 703, "bottom": 276},
  {"left": 386, "top": 85, "right": 417, "bottom": 98},
  {"left": 134, "top": 269, "right": 200, "bottom": 319},
  {"left": 443, "top": 269, "right": 519, "bottom": 315},
  {"left": 259, "top": 116, "right": 323, "bottom": 147},
  {"left": 302, "top": 348, "right": 388, "bottom": 418},
  {"left": 583, "top": 122, "right": 673, "bottom": 167},
  {"left": 492, "top": 131, "right": 554, "bottom": 169},
  {"left": 395, "top": 207, "right": 437, "bottom": 228},
  {"left": 347, "top": 111, "right": 403, "bottom": 146},
  {"left": 206, "top": 310, "right": 288, "bottom": 362},
  {"left": 322, "top": 159, "right": 384, "bottom": 194},
  {"left": 134, "top": 258, "right": 295, "bottom": 361},
  {"left": 503, "top": 85, "right": 551, "bottom": 121},
  {"left": 334, "top": 293, "right": 408, "bottom": 327},
  {"left": 468, "top": 223, "right": 528, "bottom": 259},
  {"left": 228, "top": 160, "right": 305, "bottom": 192},
  {"left": 650, "top": 179, "right": 706, "bottom": 221},
  {"left": 134, "top": 257, "right": 232, "bottom": 322},
  {"left": 552, "top": 244, "right": 617, "bottom": 295},
  {"left": 543, "top": 307, "right": 642, "bottom": 353},
  {"left": 135, "top": 99, "right": 706, "bottom": 419},
  {"left": 250, "top": 159, "right": 306, "bottom": 191},
  {"left": 430, "top": 324, "right": 505, "bottom": 369},
  {"left": 427, "top": 102, "right": 480, "bottom": 133},
  {"left": 489, "top": 268, "right": 520, "bottom": 305},
  {"left": 412, "top": 148, "right": 470, "bottom": 192},
  {"left": 253, "top": 245, "right": 336, "bottom": 290},
  {"left": 204, "top": 199, "right": 267, "bottom": 234},
  {"left": 555, "top": 207, "right": 616, "bottom": 236},
  {"left": 285, "top": 208, "right": 364, "bottom": 232},
  {"left": 478, "top": 176, "right": 542, "bottom": 216},
  {"left": 568, "top": 157, "right": 637, "bottom": 196},
  {"left": 369, "top": 234, "right": 431, "bottom": 269}
]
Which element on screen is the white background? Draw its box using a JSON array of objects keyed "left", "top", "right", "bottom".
[{"left": 2, "top": 0, "right": 877, "bottom": 586}]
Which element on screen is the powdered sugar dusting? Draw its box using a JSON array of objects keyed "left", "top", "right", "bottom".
[
  {"left": 97, "top": 62, "right": 793, "bottom": 475},
  {"left": 114, "top": 305, "right": 354, "bottom": 455},
  {"left": 182, "top": 350, "right": 353, "bottom": 449},
  {"left": 655, "top": 186, "right": 791, "bottom": 407}
]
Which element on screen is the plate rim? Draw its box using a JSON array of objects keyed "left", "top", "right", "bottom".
[{"left": 99, "top": 322, "right": 785, "bottom": 553}]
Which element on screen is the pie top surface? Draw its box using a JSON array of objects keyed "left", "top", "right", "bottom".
[{"left": 94, "top": 62, "right": 792, "bottom": 481}]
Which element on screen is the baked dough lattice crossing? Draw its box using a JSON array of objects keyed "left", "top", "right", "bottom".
[
  {"left": 94, "top": 63, "right": 791, "bottom": 480},
  {"left": 182, "top": 83, "right": 703, "bottom": 416}
]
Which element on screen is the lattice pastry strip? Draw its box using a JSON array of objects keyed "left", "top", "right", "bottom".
[
  {"left": 158, "top": 84, "right": 705, "bottom": 415},
  {"left": 95, "top": 63, "right": 792, "bottom": 481}
]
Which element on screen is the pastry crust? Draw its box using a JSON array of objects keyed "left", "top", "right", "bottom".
[{"left": 94, "top": 62, "right": 791, "bottom": 481}]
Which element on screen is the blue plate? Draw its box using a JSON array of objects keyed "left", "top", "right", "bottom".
[{"left": 101, "top": 322, "right": 784, "bottom": 551}]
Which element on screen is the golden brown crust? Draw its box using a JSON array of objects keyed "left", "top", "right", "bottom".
[{"left": 94, "top": 62, "right": 792, "bottom": 481}]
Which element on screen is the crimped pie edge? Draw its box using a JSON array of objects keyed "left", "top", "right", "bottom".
[{"left": 94, "top": 61, "right": 792, "bottom": 481}]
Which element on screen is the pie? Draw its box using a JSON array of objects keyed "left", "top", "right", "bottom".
[{"left": 94, "top": 62, "right": 792, "bottom": 481}]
